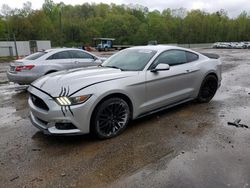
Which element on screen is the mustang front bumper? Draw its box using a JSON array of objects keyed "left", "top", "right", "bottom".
[{"left": 28, "top": 85, "right": 96, "bottom": 135}]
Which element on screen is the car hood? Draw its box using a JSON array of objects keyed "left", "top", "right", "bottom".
[{"left": 30, "top": 67, "right": 138, "bottom": 97}]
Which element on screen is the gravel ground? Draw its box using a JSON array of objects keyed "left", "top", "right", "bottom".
[{"left": 0, "top": 49, "right": 250, "bottom": 188}]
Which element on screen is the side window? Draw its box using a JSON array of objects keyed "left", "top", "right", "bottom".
[
  {"left": 47, "top": 51, "right": 72, "bottom": 60},
  {"left": 153, "top": 50, "right": 187, "bottom": 67},
  {"left": 70, "top": 50, "right": 94, "bottom": 59},
  {"left": 186, "top": 51, "right": 199, "bottom": 62}
]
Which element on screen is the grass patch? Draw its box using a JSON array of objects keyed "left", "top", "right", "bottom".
[
  {"left": 0, "top": 56, "right": 16, "bottom": 63},
  {"left": 0, "top": 81, "right": 9, "bottom": 85}
]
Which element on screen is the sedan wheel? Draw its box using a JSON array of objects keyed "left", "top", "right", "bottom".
[
  {"left": 92, "top": 98, "right": 130, "bottom": 139},
  {"left": 197, "top": 75, "right": 218, "bottom": 103}
]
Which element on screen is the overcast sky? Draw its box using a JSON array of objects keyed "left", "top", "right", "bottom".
[{"left": 1, "top": 0, "right": 249, "bottom": 17}]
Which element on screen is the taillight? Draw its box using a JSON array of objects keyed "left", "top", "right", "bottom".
[{"left": 15, "top": 65, "right": 35, "bottom": 72}]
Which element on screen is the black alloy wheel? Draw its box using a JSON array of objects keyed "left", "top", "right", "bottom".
[
  {"left": 92, "top": 98, "right": 130, "bottom": 139},
  {"left": 197, "top": 75, "right": 218, "bottom": 103}
]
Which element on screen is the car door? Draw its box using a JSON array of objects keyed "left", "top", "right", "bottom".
[
  {"left": 144, "top": 49, "right": 200, "bottom": 111},
  {"left": 46, "top": 51, "right": 73, "bottom": 70},
  {"left": 69, "top": 50, "right": 99, "bottom": 68}
]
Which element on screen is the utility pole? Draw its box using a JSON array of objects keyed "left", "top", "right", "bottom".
[
  {"left": 13, "top": 33, "right": 18, "bottom": 59},
  {"left": 6, "top": 23, "right": 10, "bottom": 41},
  {"left": 6, "top": 15, "right": 10, "bottom": 41},
  {"left": 59, "top": 10, "right": 62, "bottom": 47}
]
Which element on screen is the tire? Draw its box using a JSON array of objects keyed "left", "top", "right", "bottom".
[
  {"left": 197, "top": 75, "right": 218, "bottom": 103},
  {"left": 104, "top": 47, "right": 108, "bottom": 52},
  {"left": 91, "top": 98, "right": 131, "bottom": 139}
]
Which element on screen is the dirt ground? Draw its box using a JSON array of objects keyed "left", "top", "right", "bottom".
[{"left": 0, "top": 49, "right": 250, "bottom": 188}]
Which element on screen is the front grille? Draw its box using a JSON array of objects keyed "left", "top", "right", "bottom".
[{"left": 30, "top": 94, "right": 49, "bottom": 111}]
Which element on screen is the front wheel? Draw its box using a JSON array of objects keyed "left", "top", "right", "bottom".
[
  {"left": 91, "top": 98, "right": 131, "bottom": 139},
  {"left": 197, "top": 75, "right": 218, "bottom": 103}
]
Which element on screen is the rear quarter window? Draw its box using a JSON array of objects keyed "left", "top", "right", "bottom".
[{"left": 186, "top": 51, "right": 199, "bottom": 62}]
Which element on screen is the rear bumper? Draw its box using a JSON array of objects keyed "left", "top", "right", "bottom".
[{"left": 7, "top": 71, "right": 39, "bottom": 84}]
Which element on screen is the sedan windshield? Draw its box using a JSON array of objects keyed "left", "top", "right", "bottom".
[
  {"left": 102, "top": 49, "right": 157, "bottom": 71},
  {"left": 24, "top": 52, "right": 47, "bottom": 60}
]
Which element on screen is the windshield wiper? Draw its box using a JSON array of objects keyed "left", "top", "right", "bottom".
[{"left": 103, "top": 65, "right": 124, "bottom": 71}]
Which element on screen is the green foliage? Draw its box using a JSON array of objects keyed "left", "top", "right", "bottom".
[
  {"left": 1, "top": 1, "right": 250, "bottom": 46},
  {"left": 0, "top": 18, "right": 5, "bottom": 38}
]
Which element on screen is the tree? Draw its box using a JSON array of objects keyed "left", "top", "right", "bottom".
[
  {"left": 1, "top": 2, "right": 250, "bottom": 46},
  {"left": 1, "top": 4, "right": 12, "bottom": 17},
  {"left": 0, "top": 18, "right": 6, "bottom": 39},
  {"left": 20, "top": 1, "right": 33, "bottom": 17}
]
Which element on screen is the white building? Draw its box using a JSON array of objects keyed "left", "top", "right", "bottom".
[{"left": 0, "top": 40, "right": 51, "bottom": 57}]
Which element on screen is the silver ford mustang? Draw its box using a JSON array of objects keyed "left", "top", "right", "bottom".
[{"left": 28, "top": 45, "right": 222, "bottom": 139}]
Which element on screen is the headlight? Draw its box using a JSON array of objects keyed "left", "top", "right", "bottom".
[{"left": 55, "top": 95, "right": 91, "bottom": 106}]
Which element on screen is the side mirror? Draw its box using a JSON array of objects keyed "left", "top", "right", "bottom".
[{"left": 151, "top": 63, "right": 170, "bottom": 72}]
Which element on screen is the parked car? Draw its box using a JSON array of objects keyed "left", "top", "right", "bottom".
[
  {"left": 212, "top": 41, "right": 250, "bottom": 49},
  {"left": 7, "top": 48, "right": 104, "bottom": 85},
  {"left": 28, "top": 45, "right": 222, "bottom": 139},
  {"left": 230, "top": 42, "right": 244, "bottom": 49},
  {"left": 212, "top": 42, "right": 231, "bottom": 49}
]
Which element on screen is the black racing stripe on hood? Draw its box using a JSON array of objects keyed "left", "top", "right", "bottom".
[
  {"left": 30, "top": 84, "right": 54, "bottom": 99},
  {"left": 68, "top": 76, "right": 129, "bottom": 97}
]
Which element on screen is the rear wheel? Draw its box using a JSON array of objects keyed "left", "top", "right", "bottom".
[
  {"left": 91, "top": 98, "right": 130, "bottom": 139},
  {"left": 197, "top": 75, "right": 218, "bottom": 103}
]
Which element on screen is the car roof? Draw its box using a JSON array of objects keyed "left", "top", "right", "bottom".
[
  {"left": 129, "top": 45, "right": 197, "bottom": 53},
  {"left": 44, "top": 48, "right": 83, "bottom": 53}
]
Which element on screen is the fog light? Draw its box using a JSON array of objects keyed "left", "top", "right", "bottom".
[{"left": 55, "top": 123, "right": 77, "bottom": 130}]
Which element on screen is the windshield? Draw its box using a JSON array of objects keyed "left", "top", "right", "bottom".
[
  {"left": 24, "top": 52, "right": 47, "bottom": 60},
  {"left": 102, "top": 49, "right": 157, "bottom": 71}
]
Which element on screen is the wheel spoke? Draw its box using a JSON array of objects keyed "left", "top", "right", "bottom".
[
  {"left": 112, "top": 103, "right": 116, "bottom": 113},
  {"left": 99, "top": 121, "right": 109, "bottom": 128},
  {"left": 115, "top": 103, "right": 123, "bottom": 113}
]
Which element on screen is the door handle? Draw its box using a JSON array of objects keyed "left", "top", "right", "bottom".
[
  {"left": 74, "top": 61, "right": 80, "bottom": 64},
  {"left": 186, "top": 69, "right": 199, "bottom": 73}
]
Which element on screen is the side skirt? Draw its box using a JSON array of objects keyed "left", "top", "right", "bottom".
[{"left": 135, "top": 98, "right": 195, "bottom": 120}]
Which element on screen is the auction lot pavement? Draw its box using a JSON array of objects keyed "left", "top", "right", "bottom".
[{"left": 0, "top": 49, "right": 250, "bottom": 188}]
